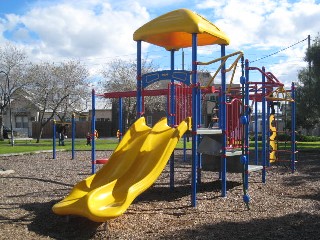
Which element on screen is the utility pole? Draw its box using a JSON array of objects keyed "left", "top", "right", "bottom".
[
  {"left": 308, "top": 35, "right": 311, "bottom": 81},
  {"left": 182, "top": 48, "right": 184, "bottom": 70},
  {"left": 0, "top": 71, "right": 14, "bottom": 146}
]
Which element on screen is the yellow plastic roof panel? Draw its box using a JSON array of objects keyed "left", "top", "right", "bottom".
[{"left": 133, "top": 8, "right": 230, "bottom": 50}]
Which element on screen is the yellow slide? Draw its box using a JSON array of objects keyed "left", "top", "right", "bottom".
[{"left": 52, "top": 117, "right": 191, "bottom": 222}]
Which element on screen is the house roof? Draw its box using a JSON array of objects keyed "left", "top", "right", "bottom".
[{"left": 133, "top": 8, "right": 230, "bottom": 50}]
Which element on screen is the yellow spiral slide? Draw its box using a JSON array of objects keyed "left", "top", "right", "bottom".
[
  {"left": 269, "top": 114, "right": 277, "bottom": 163},
  {"left": 52, "top": 117, "right": 191, "bottom": 222}
]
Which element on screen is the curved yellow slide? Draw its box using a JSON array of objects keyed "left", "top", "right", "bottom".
[{"left": 52, "top": 117, "right": 191, "bottom": 222}]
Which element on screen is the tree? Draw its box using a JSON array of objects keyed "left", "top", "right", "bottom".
[
  {"left": 25, "top": 61, "right": 89, "bottom": 142},
  {"left": 296, "top": 35, "right": 320, "bottom": 133},
  {"left": 101, "top": 58, "right": 166, "bottom": 129},
  {"left": 0, "top": 44, "right": 28, "bottom": 141}
]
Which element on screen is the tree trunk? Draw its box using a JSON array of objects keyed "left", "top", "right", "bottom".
[
  {"left": 0, "top": 111, "right": 4, "bottom": 141},
  {"left": 36, "top": 124, "right": 45, "bottom": 143}
]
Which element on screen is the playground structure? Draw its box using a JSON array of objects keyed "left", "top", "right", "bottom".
[{"left": 53, "top": 9, "right": 297, "bottom": 222}]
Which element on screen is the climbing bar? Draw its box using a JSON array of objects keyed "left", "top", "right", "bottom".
[{"left": 197, "top": 51, "right": 244, "bottom": 88}]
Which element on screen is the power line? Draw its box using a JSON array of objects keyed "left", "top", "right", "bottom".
[{"left": 250, "top": 37, "right": 308, "bottom": 63}]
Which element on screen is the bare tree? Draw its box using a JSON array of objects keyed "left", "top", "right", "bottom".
[
  {"left": 0, "top": 44, "right": 28, "bottom": 141},
  {"left": 101, "top": 58, "right": 166, "bottom": 128},
  {"left": 53, "top": 61, "right": 90, "bottom": 121},
  {"left": 26, "top": 61, "right": 89, "bottom": 142}
]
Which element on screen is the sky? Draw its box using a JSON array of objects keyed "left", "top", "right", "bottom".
[{"left": 0, "top": 0, "right": 319, "bottom": 89}]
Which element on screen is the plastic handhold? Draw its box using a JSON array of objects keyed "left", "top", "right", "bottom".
[
  {"left": 240, "top": 76, "right": 246, "bottom": 84},
  {"left": 240, "top": 155, "right": 247, "bottom": 165},
  {"left": 240, "top": 115, "right": 248, "bottom": 125}
]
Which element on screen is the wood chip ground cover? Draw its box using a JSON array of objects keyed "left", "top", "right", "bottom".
[{"left": 0, "top": 150, "right": 319, "bottom": 239}]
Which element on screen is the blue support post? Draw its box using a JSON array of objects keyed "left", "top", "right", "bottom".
[
  {"left": 291, "top": 82, "right": 296, "bottom": 173},
  {"left": 118, "top": 97, "right": 123, "bottom": 142},
  {"left": 191, "top": 33, "right": 198, "bottom": 207},
  {"left": 244, "top": 70, "right": 250, "bottom": 190},
  {"left": 53, "top": 120, "right": 56, "bottom": 159},
  {"left": 266, "top": 98, "right": 271, "bottom": 167},
  {"left": 170, "top": 49, "right": 175, "bottom": 191},
  {"left": 254, "top": 86, "right": 259, "bottom": 165},
  {"left": 91, "top": 89, "right": 96, "bottom": 174},
  {"left": 71, "top": 113, "right": 75, "bottom": 160},
  {"left": 136, "top": 40, "right": 142, "bottom": 118},
  {"left": 261, "top": 67, "right": 267, "bottom": 183},
  {"left": 220, "top": 44, "right": 227, "bottom": 197}
]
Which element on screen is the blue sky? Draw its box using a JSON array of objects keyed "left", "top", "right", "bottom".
[{"left": 1, "top": 0, "right": 319, "bottom": 88}]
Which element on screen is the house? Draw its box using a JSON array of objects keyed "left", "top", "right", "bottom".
[
  {"left": 3, "top": 90, "right": 113, "bottom": 138},
  {"left": 2, "top": 90, "right": 38, "bottom": 137}
]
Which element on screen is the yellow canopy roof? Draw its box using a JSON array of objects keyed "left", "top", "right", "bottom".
[{"left": 133, "top": 9, "right": 230, "bottom": 50}]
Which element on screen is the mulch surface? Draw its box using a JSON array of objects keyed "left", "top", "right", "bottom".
[{"left": 0, "top": 150, "right": 319, "bottom": 239}]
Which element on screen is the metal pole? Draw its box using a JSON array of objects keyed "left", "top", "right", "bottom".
[
  {"left": 221, "top": 44, "right": 227, "bottom": 197},
  {"left": 191, "top": 33, "right": 198, "bottom": 207},
  {"left": 53, "top": 120, "right": 56, "bottom": 159},
  {"left": 71, "top": 113, "right": 75, "bottom": 160},
  {"left": 262, "top": 67, "right": 266, "bottom": 183},
  {"left": 266, "top": 96, "right": 271, "bottom": 167},
  {"left": 91, "top": 89, "right": 96, "bottom": 174},
  {"left": 136, "top": 40, "right": 142, "bottom": 118},
  {"left": 170, "top": 50, "right": 175, "bottom": 191},
  {"left": 244, "top": 65, "right": 250, "bottom": 190},
  {"left": 118, "top": 97, "right": 123, "bottom": 142},
  {"left": 254, "top": 86, "right": 259, "bottom": 165},
  {"left": 182, "top": 48, "right": 185, "bottom": 70},
  {"left": 291, "top": 82, "right": 296, "bottom": 173},
  {"left": 308, "top": 35, "right": 311, "bottom": 81}
]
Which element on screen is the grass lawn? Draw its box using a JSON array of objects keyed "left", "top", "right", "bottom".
[
  {"left": 0, "top": 137, "right": 319, "bottom": 155},
  {"left": 249, "top": 141, "right": 320, "bottom": 150},
  {"left": 0, "top": 138, "right": 121, "bottom": 154},
  {"left": 0, "top": 137, "right": 193, "bottom": 155}
]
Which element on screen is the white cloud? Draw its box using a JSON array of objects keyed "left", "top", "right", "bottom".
[
  {"left": 193, "top": 0, "right": 319, "bottom": 86},
  {"left": 0, "top": 0, "right": 318, "bottom": 87},
  {"left": 196, "top": 0, "right": 319, "bottom": 50},
  {"left": 0, "top": 0, "right": 151, "bottom": 76}
]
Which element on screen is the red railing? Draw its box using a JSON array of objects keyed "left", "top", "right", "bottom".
[{"left": 226, "top": 98, "right": 243, "bottom": 149}]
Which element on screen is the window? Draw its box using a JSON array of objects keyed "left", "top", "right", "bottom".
[{"left": 16, "top": 116, "right": 28, "bottom": 128}]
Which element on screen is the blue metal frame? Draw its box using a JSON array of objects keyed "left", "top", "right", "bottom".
[
  {"left": 170, "top": 50, "right": 175, "bottom": 190},
  {"left": 244, "top": 73, "right": 250, "bottom": 189},
  {"left": 220, "top": 44, "right": 227, "bottom": 197},
  {"left": 91, "top": 89, "right": 96, "bottom": 174},
  {"left": 142, "top": 70, "right": 191, "bottom": 88},
  {"left": 266, "top": 97, "right": 271, "bottom": 167},
  {"left": 291, "top": 82, "right": 296, "bottom": 173},
  {"left": 261, "top": 67, "right": 266, "bottom": 183},
  {"left": 137, "top": 41, "right": 142, "bottom": 118},
  {"left": 71, "top": 113, "right": 75, "bottom": 160},
  {"left": 191, "top": 33, "right": 198, "bottom": 206},
  {"left": 254, "top": 87, "right": 259, "bottom": 165},
  {"left": 53, "top": 120, "right": 56, "bottom": 159}
]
